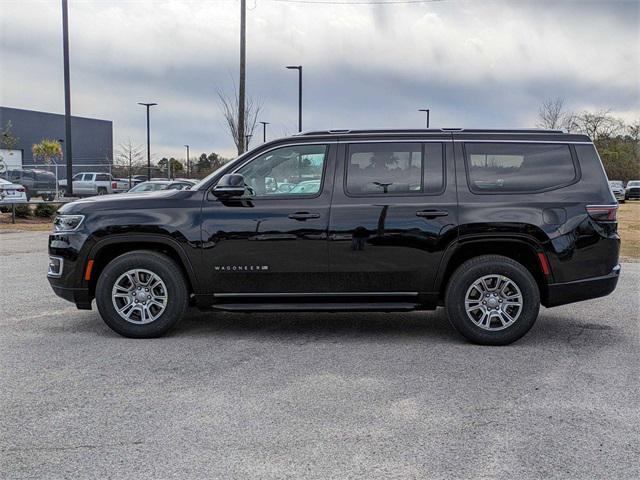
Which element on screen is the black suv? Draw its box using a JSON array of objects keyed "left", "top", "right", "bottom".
[
  {"left": 48, "top": 129, "right": 620, "bottom": 345},
  {"left": 5, "top": 169, "right": 57, "bottom": 201}
]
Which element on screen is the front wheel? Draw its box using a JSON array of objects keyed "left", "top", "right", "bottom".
[
  {"left": 445, "top": 255, "right": 540, "bottom": 346},
  {"left": 95, "top": 251, "right": 189, "bottom": 338}
]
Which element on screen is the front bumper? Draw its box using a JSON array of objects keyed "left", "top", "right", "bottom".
[
  {"left": 49, "top": 283, "right": 93, "bottom": 310},
  {"left": 626, "top": 189, "right": 640, "bottom": 199},
  {"left": 545, "top": 265, "right": 621, "bottom": 307}
]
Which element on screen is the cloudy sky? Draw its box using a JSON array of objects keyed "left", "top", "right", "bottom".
[{"left": 1, "top": 0, "right": 639, "bottom": 159}]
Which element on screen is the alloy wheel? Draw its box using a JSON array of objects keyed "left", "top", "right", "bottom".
[
  {"left": 111, "top": 269, "right": 168, "bottom": 324},
  {"left": 464, "top": 274, "right": 523, "bottom": 331}
]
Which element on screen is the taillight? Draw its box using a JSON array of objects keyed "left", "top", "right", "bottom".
[
  {"left": 112, "top": 181, "right": 117, "bottom": 189},
  {"left": 586, "top": 205, "right": 618, "bottom": 222}
]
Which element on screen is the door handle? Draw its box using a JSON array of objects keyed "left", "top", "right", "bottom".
[
  {"left": 288, "top": 212, "right": 321, "bottom": 221},
  {"left": 416, "top": 209, "right": 449, "bottom": 219}
]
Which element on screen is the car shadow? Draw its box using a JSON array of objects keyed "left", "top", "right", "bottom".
[{"left": 173, "top": 307, "right": 464, "bottom": 344}]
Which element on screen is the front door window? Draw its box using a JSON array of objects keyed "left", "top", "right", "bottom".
[{"left": 236, "top": 144, "right": 327, "bottom": 197}]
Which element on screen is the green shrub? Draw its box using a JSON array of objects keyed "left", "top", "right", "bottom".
[
  {"left": 35, "top": 203, "right": 58, "bottom": 218},
  {"left": 0, "top": 205, "right": 10, "bottom": 213},
  {"left": 14, "top": 204, "right": 32, "bottom": 218}
]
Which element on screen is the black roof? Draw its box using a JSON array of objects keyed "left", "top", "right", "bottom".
[{"left": 290, "top": 128, "right": 591, "bottom": 143}]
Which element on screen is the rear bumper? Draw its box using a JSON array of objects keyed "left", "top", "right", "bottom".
[{"left": 545, "top": 265, "right": 620, "bottom": 308}]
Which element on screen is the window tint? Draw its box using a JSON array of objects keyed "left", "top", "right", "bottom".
[
  {"left": 82, "top": 174, "right": 94, "bottom": 181},
  {"left": 72, "top": 173, "right": 83, "bottom": 181},
  {"left": 95, "top": 174, "right": 110, "bottom": 181},
  {"left": 237, "top": 144, "right": 327, "bottom": 197},
  {"left": 346, "top": 143, "right": 443, "bottom": 195},
  {"left": 465, "top": 143, "right": 576, "bottom": 193}
]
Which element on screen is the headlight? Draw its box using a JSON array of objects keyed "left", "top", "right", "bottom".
[{"left": 53, "top": 214, "right": 85, "bottom": 232}]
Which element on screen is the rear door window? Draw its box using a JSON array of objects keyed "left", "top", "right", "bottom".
[
  {"left": 345, "top": 142, "right": 444, "bottom": 196},
  {"left": 95, "top": 174, "right": 110, "bottom": 181},
  {"left": 465, "top": 143, "right": 577, "bottom": 193}
]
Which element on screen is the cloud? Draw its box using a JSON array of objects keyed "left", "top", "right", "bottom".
[{"left": 1, "top": 0, "right": 638, "bottom": 159}]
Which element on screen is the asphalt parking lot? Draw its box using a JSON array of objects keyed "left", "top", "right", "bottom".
[{"left": 1, "top": 231, "right": 639, "bottom": 480}]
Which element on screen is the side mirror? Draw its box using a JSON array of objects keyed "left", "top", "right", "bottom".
[{"left": 212, "top": 173, "right": 246, "bottom": 198}]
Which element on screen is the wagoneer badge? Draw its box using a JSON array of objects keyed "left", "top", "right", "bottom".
[{"left": 214, "top": 265, "right": 269, "bottom": 271}]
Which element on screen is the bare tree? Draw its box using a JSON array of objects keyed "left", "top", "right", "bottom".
[
  {"left": 218, "top": 87, "right": 262, "bottom": 156},
  {"left": 537, "top": 98, "right": 574, "bottom": 131},
  {"left": 572, "top": 109, "right": 624, "bottom": 141},
  {"left": 116, "top": 139, "right": 144, "bottom": 186}
]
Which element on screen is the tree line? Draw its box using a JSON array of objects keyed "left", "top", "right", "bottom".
[{"left": 537, "top": 98, "right": 639, "bottom": 181}]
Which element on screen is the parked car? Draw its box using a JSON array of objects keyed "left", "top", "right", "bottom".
[
  {"left": 128, "top": 180, "right": 173, "bottom": 193},
  {"left": 609, "top": 180, "right": 626, "bottom": 203},
  {"left": 625, "top": 180, "right": 640, "bottom": 200},
  {"left": 58, "top": 172, "right": 129, "bottom": 197},
  {"left": 48, "top": 128, "right": 620, "bottom": 345},
  {"left": 0, "top": 178, "right": 28, "bottom": 204},
  {"left": 128, "top": 180, "right": 195, "bottom": 193},
  {"left": 3, "top": 169, "right": 57, "bottom": 201}
]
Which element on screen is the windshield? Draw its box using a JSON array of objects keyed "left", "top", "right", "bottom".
[{"left": 628, "top": 181, "right": 640, "bottom": 187}]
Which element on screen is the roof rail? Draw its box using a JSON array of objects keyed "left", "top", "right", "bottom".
[{"left": 297, "top": 128, "right": 566, "bottom": 136}]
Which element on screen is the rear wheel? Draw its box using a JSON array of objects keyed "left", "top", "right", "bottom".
[
  {"left": 95, "top": 251, "right": 188, "bottom": 338},
  {"left": 445, "top": 255, "right": 540, "bottom": 346},
  {"left": 97, "top": 187, "right": 107, "bottom": 195}
]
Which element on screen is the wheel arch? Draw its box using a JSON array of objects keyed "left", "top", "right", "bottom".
[
  {"left": 435, "top": 236, "right": 551, "bottom": 304},
  {"left": 86, "top": 234, "right": 199, "bottom": 300}
]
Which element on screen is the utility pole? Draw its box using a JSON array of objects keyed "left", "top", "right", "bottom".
[
  {"left": 286, "top": 66, "right": 303, "bottom": 132},
  {"left": 259, "top": 121, "right": 269, "bottom": 142},
  {"left": 184, "top": 145, "right": 190, "bottom": 177},
  {"left": 61, "top": 0, "right": 73, "bottom": 196},
  {"left": 245, "top": 134, "right": 252, "bottom": 149},
  {"left": 138, "top": 102, "right": 157, "bottom": 180},
  {"left": 238, "top": 0, "right": 246, "bottom": 154},
  {"left": 419, "top": 108, "right": 430, "bottom": 128}
]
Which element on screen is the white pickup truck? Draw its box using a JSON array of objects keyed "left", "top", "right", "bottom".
[{"left": 59, "top": 172, "right": 130, "bottom": 196}]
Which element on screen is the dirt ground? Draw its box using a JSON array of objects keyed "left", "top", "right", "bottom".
[
  {"left": 2, "top": 203, "right": 639, "bottom": 259},
  {"left": 618, "top": 201, "right": 640, "bottom": 262}
]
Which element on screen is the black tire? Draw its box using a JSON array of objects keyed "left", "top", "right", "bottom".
[
  {"left": 97, "top": 187, "right": 107, "bottom": 195},
  {"left": 445, "top": 255, "right": 540, "bottom": 346},
  {"left": 45, "top": 194, "right": 55, "bottom": 202},
  {"left": 95, "top": 250, "right": 189, "bottom": 338},
  {"left": 24, "top": 189, "right": 31, "bottom": 202}
]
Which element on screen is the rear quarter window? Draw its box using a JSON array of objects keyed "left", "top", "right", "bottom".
[
  {"left": 464, "top": 143, "right": 577, "bottom": 193},
  {"left": 95, "top": 174, "right": 111, "bottom": 181}
]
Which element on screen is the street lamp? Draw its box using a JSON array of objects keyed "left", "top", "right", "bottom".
[
  {"left": 259, "top": 121, "right": 269, "bottom": 143},
  {"left": 62, "top": 0, "right": 74, "bottom": 196},
  {"left": 419, "top": 108, "right": 430, "bottom": 128},
  {"left": 286, "top": 65, "right": 302, "bottom": 132},
  {"left": 138, "top": 102, "right": 157, "bottom": 179},
  {"left": 184, "top": 144, "right": 190, "bottom": 177}
]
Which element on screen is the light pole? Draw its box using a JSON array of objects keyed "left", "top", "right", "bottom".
[
  {"left": 184, "top": 144, "right": 190, "bottom": 177},
  {"left": 286, "top": 65, "right": 302, "bottom": 132},
  {"left": 138, "top": 102, "right": 157, "bottom": 180},
  {"left": 62, "top": 0, "right": 73, "bottom": 196},
  {"left": 259, "top": 121, "right": 269, "bottom": 142},
  {"left": 419, "top": 108, "right": 430, "bottom": 128}
]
